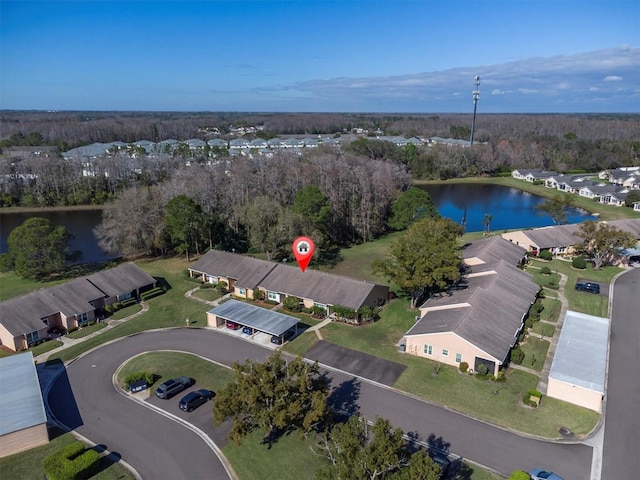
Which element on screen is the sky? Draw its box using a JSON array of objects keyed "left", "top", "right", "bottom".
[{"left": 1, "top": 0, "right": 639, "bottom": 113}]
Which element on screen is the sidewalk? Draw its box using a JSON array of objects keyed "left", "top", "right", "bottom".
[
  {"left": 535, "top": 272, "right": 569, "bottom": 394},
  {"left": 34, "top": 301, "right": 150, "bottom": 364}
]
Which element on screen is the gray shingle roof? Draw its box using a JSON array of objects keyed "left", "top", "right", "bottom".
[
  {"left": 189, "top": 250, "right": 276, "bottom": 289},
  {"left": 0, "top": 352, "right": 47, "bottom": 436},
  {"left": 461, "top": 236, "right": 527, "bottom": 267},
  {"left": 85, "top": 263, "right": 156, "bottom": 297},
  {"left": 207, "top": 300, "right": 298, "bottom": 336},
  {"left": 259, "top": 264, "right": 385, "bottom": 311},
  {"left": 0, "top": 264, "right": 155, "bottom": 337},
  {"left": 408, "top": 260, "right": 539, "bottom": 362},
  {"left": 549, "top": 310, "right": 608, "bottom": 393}
]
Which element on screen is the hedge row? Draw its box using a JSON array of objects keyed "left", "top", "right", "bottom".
[
  {"left": 124, "top": 371, "right": 154, "bottom": 389},
  {"left": 43, "top": 441, "right": 100, "bottom": 480},
  {"left": 140, "top": 287, "right": 164, "bottom": 301}
]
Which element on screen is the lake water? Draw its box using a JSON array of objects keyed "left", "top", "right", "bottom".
[
  {"left": 0, "top": 184, "right": 594, "bottom": 264},
  {"left": 419, "top": 183, "right": 594, "bottom": 232},
  {"left": 0, "top": 209, "right": 115, "bottom": 264}
]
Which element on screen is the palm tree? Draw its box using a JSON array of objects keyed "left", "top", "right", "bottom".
[{"left": 482, "top": 213, "right": 494, "bottom": 235}]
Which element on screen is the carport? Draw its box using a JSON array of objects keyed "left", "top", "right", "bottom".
[{"left": 207, "top": 300, "right": 298, "bottom": 339}]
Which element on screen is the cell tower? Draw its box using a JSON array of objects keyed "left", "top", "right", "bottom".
[{"left": 470, "top": 75, "right": 481, "bottom": 146}]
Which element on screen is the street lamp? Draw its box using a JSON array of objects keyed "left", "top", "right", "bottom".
[{"left": 470, "top": 76, "right": 481, "bottom": 146}]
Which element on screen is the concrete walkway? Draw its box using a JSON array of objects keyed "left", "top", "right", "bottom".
[
  {"left": 34, "top": 302, "right": 150, "bottom": 364},
  {"left": 306, "top": 316, "right": 333, "bottom": 340},
  {"left": 535, "top": 272, "right": 569, "bottom": 394}
]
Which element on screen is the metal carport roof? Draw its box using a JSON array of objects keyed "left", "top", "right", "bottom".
[{"left": 208, "top": 300, "right": 298, "bottom": 336}]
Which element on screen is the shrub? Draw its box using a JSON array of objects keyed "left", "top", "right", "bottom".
[
  {"left": 510, "top": 347, "right": 524, "bottom": 365},
  {"left": 253, "top": 289, "right": 265, "bottom": 301},
  {"left": 476, "top": 364, "right": 489, "bottom": 376},
  {"left": 572, "top": 257, "right": 587, "bottom": 269},
  {"left": 140, "top": 287, "right": 164, "bottom": 300},
  {"left": 524, "top": 317, "right": 534, "bottom": 329},
  {"left": 459, "top": 361, "right": 468, "bottom": 373},
  {"left": 509, "top": 470, "right": 532, "bottom": 480},
  {"left": 283, "top": 295, "right": 302, "bottom": 312},
  {"left": 540, "top": 266, "right": 552, "bottom": 275},
  {"left": 522, "top": 389, "right": 542, "bottom": 407},
  {"left": 215, "top": 281, "right": 228, "bottom": 294},
  {"left": 539, "top": 250, "right": 553, "bottom": 261},
  {"left": 311, "top": 305, "right": 327, "bottom": 317},
  {"left": 124, "top": 371, "right": 154, "bottom": 389},
  {"left": 43, "top": 441, "right": 100, "bottom": 480}
]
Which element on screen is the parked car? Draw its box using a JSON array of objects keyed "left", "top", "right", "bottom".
[
  {"left": 271, "top": 329, "right": 295, "bottom": 345},
  {"left": 529, "top": 468, "right": 565, "bottom": 480},
  {"left": 226, "top": 321, "right": 240, "bottom": 330},
  {"left": 575, "top": 282, "right": 600, "bottom": 294},
  {"left": 178, "top": 389, "right": 215, "bottom": 412},
  {"left": 155, "top": 376, "right": 192, "bottom": 399},
  {"left": 242, "top": 326, "right": 253, "bottom": 335},
  {"left": 431, "top": 453, "right": 450, "bottom": 479}
]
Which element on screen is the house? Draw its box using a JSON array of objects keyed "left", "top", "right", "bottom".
[
  {"left": 501, "top": 218, "right": 640, "bottom": 258},
  {"left": 229, "top": 138, "right": 250, "bottom": 149},
  {"left": 207, "top": 138, "right": 228, "bottom": 149},
  {"left": 511, "top": 169, "right": 554, "bottom": 182},
  {"left": 0, "top": 263, "right": 156, "bottom": 352},
  {"left": 634, "top": 201, "right": 640, "bottom": 212},
  {"left": 257, "top": 263, "right": 388, "bottom": 312},
  {"left": 189, "top": 250, "right": 277, "bottom": 298},
  {"left": 401, "top": 237, "right": 539, "bottom": 376},
  {"left": 577, "top": 184, "right": 620, "bottom": 200},
  {"left": 0, "top": 352, "right": 48, "bottom": 457},
  {"left": 600, "top": 190, "right": 628, "bottom": 206},
  {"left": 189, "top": 249, "right": 389, "bottom": 313},
  {"left": 546, "top": 311, "right": 608, "bottom": 412}
]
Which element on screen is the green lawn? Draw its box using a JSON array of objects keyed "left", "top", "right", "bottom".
[
  {"left": 0, "top": 430, "right": 134, "bottom": 480},
  {"left": 529, "top": 259, "right": 620, "bottom": 317},
  {"left": 530, "top": 268, "right": 561, "bottom": 290},
  {"left": 531, "top": 321, "right": 555, "bottom": 338},
  {"left": 67, "top": 322, "right": 107, "bottom": 339},
  {"left": 518, "top": 337, "right": 550, "bottom": 371},
  {"left": 30, "top": 339, "right": 64, "bottom": 357},
  {"left": 191, "top": 287, "right": 223, "bottom": 302},
  {"left": 108, "top": 302, "right": 144, "bottom": 320},
  {"left": 283, "top": 331, "right": 320, "bottom": 357},
  {"left": 540, "top": 297, "right": 561, "bottom": 322},
  {"left": 116, "top": 351, "right": 235, "bottom": 395}
]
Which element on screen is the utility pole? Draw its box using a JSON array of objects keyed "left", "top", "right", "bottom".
[{"left": 470, "top": 75, "right": 481, "bottom": 146}]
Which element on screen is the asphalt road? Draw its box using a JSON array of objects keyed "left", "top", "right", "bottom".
[
  {"left": 601, "top": 266, "right": 640, "bottom": 479},
  {"left": 48, "top": 329, "right": 593, "bottom": 480}
]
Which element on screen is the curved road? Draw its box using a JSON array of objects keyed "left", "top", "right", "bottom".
[{"left": 49, "top": 328, "right": 593, "bottom": 480}]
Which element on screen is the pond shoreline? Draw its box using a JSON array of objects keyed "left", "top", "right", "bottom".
[{"left": 0, "top": 205, "right": 105, "bottom": 214}]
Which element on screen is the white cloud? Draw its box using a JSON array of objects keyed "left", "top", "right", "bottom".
[{"left": 284, "top": 46, "right": 640, "bottom": 112}]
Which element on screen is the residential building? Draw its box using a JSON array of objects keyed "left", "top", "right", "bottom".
[
  {"left": 0, "top": 352, "right": 48, "bottom": 457},
  {"left": 401, "top": 237, "right": 539, "bottom": 376},
  {"left": 0, "top": 263, "right": 156, "bottom": 352}
]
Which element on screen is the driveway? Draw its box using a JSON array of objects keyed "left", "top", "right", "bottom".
[
  {"left": 305, "top": 340, "right": 406, "bottom": 386},
  {"left": 601, "top": 267, "right": 640, "bottom": 479},
  {"left": 47, "top": 329, "right": 593, "bottom": 480}
]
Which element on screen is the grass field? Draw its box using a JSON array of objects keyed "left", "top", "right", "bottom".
[
  {"left": 67, "top": 322, "right": 107, "bottom": 339},
  {"left": 540, "top": 297, "right": 561, "bottom": 322},
  {"left": 0, "top": 429, "right": 134, "bottom": 480},
  {"left": 531, "top": 321, "right": 555, "bottom": 338},
  {"left": 518, "top": 337, "right": 550, "bottom": 371}
]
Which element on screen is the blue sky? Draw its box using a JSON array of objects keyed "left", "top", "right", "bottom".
[{"left": 1, "top": 1, "right": 639, "bottom": 113}]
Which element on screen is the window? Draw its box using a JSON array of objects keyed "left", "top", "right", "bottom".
[
  {"left": 26, "top": 331, "right": 40, "bottom": 345},
  {"left": 238, "top": 288, "right": 246, "bottom": 296},
  {"left": 268, "top": 291, "right": 279, "bottom": 302},
  {"left": 78, "top": 312, "right": 89, "bottom": 325},
  {"left": 455, "top": 353, "right": 463, "bottom": 363},
  {"left": 423, "top": 344, "right": 432, "bottom": 355},
  {"left": 442, "top": 349, "right": 449, "bottom": 357}
]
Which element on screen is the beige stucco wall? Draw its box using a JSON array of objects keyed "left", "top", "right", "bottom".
[
  {"left": 0, "top": 423, "right": 49, "bottom": 458},
  {"left": 207, "top": 312, "right": 225, "bottom": 328},
  {"left": 404, "top": 331, "right": 501, "bottom": 376},
  {"left": 547, "top": 378, "right": 603, "bottom": 412},
  {"left": 0, "top": 325, "right": 17, "bottom": 351},
  {"left": 501, "top": 231, "right": 538, "bottom": 251}
]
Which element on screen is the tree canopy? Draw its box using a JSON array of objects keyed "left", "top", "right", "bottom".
[
  {"left": 5, "top": 217, "right": 70, "bottom": 279},
  {"left": 534, "top": 193, "right": 575, "bottom": 225},
  {"left": 575, "top": 220, "right": 637, "bottom": 269},
  {"left": 373, "top": 217, "right": 463, "bottom": 308},
  {"left": 388, "top": 187, "right": 438, "bottom": 231},
  {"left": 315, "top": 415, "right": 441, "bottom": 480},
  {"left": 164, "top": 194, "right": 206, "bottom": 261},
  {"left": 213, "top": 352, "right": 329, "bottom": 445}
]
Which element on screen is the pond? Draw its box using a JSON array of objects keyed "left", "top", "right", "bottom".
[
  {"left": 419, "top": 183, "right": 594, "bottom": 232},
  {"left": 0, "top": 209, "right": 115, "bottom": 264}
]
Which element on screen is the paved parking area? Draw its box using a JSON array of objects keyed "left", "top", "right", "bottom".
[
  {"left": 576, "top": 277, "right": 609, "bottom": 296},
  {"left": 305, "top": 340, "right": 406, "bottom": 386},
  {"left": 215, "top": 325, "right": 277, "bottom": 349}
]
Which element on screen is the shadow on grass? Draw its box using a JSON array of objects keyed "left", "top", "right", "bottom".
[
  {"left": 153, "top": 276, "right": 172, "bottom": 292},
  {"left": 92, "top": 444, "right": 124, "bottom": 476}
]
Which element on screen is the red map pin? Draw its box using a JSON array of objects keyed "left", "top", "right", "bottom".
[{"left": 292, "top": 236, "right": 315, "bottom": 272}]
